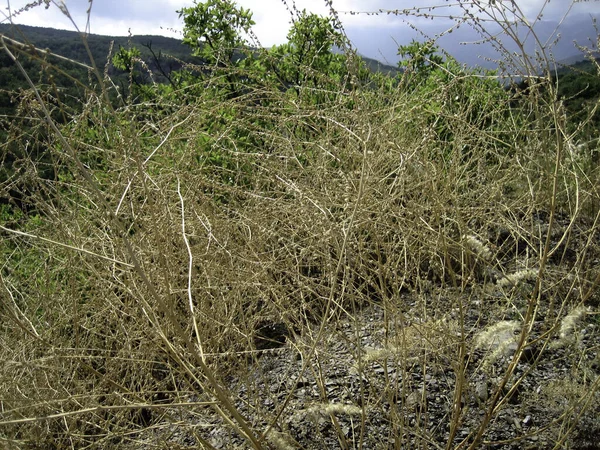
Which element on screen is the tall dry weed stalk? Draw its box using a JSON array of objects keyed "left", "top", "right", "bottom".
[{"left": 0, "top": 0, "right": 599, "bottom": 448}]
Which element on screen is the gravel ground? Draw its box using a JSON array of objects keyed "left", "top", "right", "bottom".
[
  {"left": 139, "top": 215, "right": 600, "bottom": 449},
  {"left": 145, "top": 287, "right": 599, "bottom": 450}
]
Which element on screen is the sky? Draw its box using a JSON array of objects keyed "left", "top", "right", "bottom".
[{"left": 2, "top": 0, "right": 599, "bottom": 64}]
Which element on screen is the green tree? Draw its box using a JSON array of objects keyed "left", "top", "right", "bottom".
[
  {"left": 112, "top": 46, "right": 141, "bottom": 73},
  {"left": 265, "top": 10, "right": 361, "bottom": 105},
  {"left": 112, "top": 45, "right": 163, "bottom": 103},
  {"left": 177, "top": 0, "right": 255, "bottom": 67},
  {"left": 272, "top": 11, "right": 345, "bottom": 88},
  {"left": 396, "top": 40, "right": 511, "bottom": 163},
  {"left": 398, "top": 40, "right": 444, "bottom": 80},
  {"left": 177, "top": 0, "right": 256, "bottom": 98}
]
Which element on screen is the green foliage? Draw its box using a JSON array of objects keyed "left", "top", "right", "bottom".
[
  {"left": 269, "top": 11, "right": 346, "bottom": 89},
  {"left": 112, "top": 46, "right": 141, "bottom": 73},
  {"left": 555, "top": 59, "right": 600, "bottom": 138},
  {"left": 396, "top": 41, "right": 511, "bottom": 165},
  {"left": 398, "top": 39, "right": 444, "bottom": 79},
  {"left": 178, "top": 0, "right": 255, "bottom": 66},
  {"left": 257, "top": 10, "right": 372, "bottom": 111},
  {"left": 111, "top": 45, "right": 147, "bottom": 101},
  {"left": 3, "top": 5, "right": 600, "bottom": 449}
]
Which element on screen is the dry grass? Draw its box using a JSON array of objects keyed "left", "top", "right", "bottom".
[{"left": 1, "top": 1, "right": 600, "bottom": 448}]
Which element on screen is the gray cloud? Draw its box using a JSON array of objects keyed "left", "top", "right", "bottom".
[
  {"left": 345, "top": 4, "right": 600, "bottom": 69},
  {"left": 339, "top": 0, "right": 599, "bottom": 22},
  {"left": 3, "top": 0, "right": 599, "bottom": 66}
]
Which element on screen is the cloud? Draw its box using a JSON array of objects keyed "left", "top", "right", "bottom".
[
  {"left": 4, "top": 0, "right": 598, "bottom": 38},
  {"left": 2, "top": 0, "right": 598, "bottom": 64},
  {"left": 336, "top": 0, "right": 599, "bottom": 36},
  {"left": 237, "top": 0, "right": 364, "bottom": 47},
  {"left": 2, "top": 0, "right": 389, "bottom": 44},
  {"left": 3, "top": 0, "right": 187, "bottom": 37},
  {"left": 344, "top": 1, "right": 600, "bottom": 67}
]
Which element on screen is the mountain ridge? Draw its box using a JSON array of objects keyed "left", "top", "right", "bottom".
[{"left": 0, "top": 23, "right": 401, "bottom": 76}]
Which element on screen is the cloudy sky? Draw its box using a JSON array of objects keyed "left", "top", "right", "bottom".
[{"left": 2, "top": 0, "right": 599, "bottom": 64}]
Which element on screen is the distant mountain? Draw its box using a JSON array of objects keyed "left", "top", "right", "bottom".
[
  {"left": 345, "top": 13, "right": 600, "bottom": 72},
  {"left": 0, "top": 23, "right": 202, "bottom": 81},
  {"left": 0, "top": 22, "right": 401, "bottom": 120},
  {"left": 0, "top": 23, "right": 399, "bottom": 78},
  {"left": 558, "top": 51, "right": 600, "bottom": 67},
  {"left": 360, "top": 56, "right": 401, "bottom": 76}
]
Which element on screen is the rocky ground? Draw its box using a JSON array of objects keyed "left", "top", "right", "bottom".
[
  {"left": 144, "top": 287, "right": 600, "bottom": 450},
  {"left": 138, "top": 214, "right": 600, "bottom": 449}
]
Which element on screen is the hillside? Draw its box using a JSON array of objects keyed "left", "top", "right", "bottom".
[
  {"left": 0, "top": 23, "right": 400, "bottom": 119},
  {"left": 1, "top": 4, "right": 600, "bottom": 449},
  {"left": 0, "top": 23, "right": 400, "bottom": 78},
  {"left": 0, "top": 23, "right": 200, "bottom": 63}
]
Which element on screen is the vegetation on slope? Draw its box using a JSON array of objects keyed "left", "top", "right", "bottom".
[{"left": 1, "top": 1, "right": 599, "bottom": 449}]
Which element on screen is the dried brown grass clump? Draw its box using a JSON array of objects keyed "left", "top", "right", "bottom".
[{"left": 1, "top": 0, "right": 600, "bottom": 449}]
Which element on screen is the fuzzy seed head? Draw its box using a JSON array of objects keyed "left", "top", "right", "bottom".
[
  {"left": 463, "top": 234, "right": 492, "bottom": 260},
  {"left": 496, "top": 268, "right": 538, "bottom": 288},
  {"left": 559, "top": 306, "right": 587, "bottom": 340},
  {"left": 305, "top": 402, "right": 363, "bottom": 417}
]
